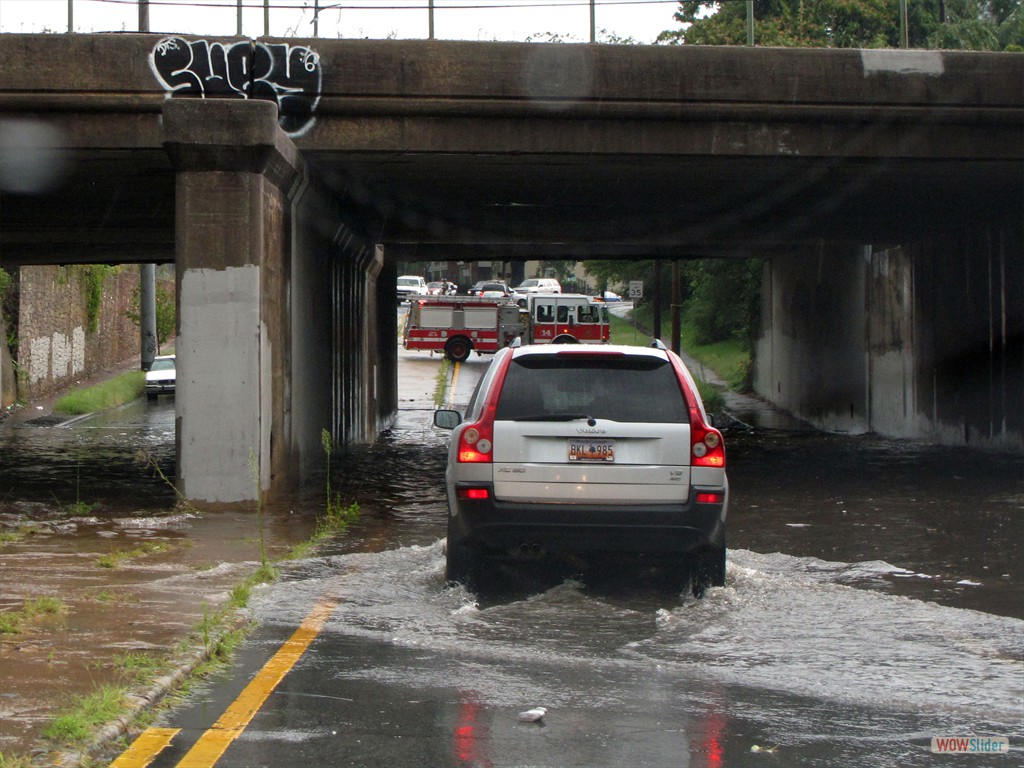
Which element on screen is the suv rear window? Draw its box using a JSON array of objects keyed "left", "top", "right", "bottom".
[{"left": 495, "top": 354, "right": 688, "bottom": 423}]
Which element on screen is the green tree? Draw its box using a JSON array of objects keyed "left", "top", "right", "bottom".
[
  {"left": 683, "top": 259, "right": 762, "bottom": 346},
  {"left": 125, "top": 283, "right": 176, "bottom": 354},
  {"left": 584, "top": 258, "right": 761, "bottom": 348},
  {"left": 657, "top": 0, "right": 1022, "bottom": 50}
]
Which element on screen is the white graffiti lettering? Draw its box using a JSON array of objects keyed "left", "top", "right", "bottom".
[{"left": 150, "top": 37, "right": 322, "bottom": 137}]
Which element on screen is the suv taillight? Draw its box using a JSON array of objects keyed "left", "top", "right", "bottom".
[
  {"left": 456, "top": 352, "right": 511, "bottom": 463},
  {"left": 457, "top": 416, "right": 494, "bottom": 463},
  {"left": 691, "top": 424, "right": 725, "bottom": 468},
  {"left": 666, "top": 351, "right": 726, "bottom": 469}
]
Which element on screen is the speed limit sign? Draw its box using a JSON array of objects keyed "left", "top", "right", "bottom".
[{"left": 628, "top": 280, "right": 644, "bottom": 299}]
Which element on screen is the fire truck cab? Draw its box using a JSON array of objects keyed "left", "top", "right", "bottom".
[{"left": 527, "top": 293, "right": 611, "bottom": 345}]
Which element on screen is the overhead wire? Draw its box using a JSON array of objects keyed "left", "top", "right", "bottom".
[{"left": 14, "top": 0, "right": 682, "bottom": 10}]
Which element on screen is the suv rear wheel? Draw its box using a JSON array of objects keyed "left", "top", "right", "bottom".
[
  {"left": 689, "top": 543, "right": 726, "bottom": 597},
  {"left": 445, "top": 524, "right": 479, "bottom": 587}
]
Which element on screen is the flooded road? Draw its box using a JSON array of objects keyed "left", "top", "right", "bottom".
[
  {"left": 128, "top": 371, "right": 1022, "bottom": 767},
  {"left": 2, "top": 349, "right": 1022, "bottom": 765}
]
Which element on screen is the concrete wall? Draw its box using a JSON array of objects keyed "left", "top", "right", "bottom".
[
  {"left": 290, "top": 180, "right": 383, "bottom": 484},
  {"left": 1, "top": 311, "right": 15, "bottom": 409},
  {"left": 755, "top": 216, "right": 1023, "bottom": 451},
  {"left": 14, "top": 265, "right": 140, "bottom": 401}
]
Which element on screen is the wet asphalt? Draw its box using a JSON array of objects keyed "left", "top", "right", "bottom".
[{"left": 1, "top": 328, "right": 1022, "bottom": 764}]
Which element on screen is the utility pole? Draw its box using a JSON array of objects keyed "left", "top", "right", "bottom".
[
  {"left": 138, "top": 0, "right": 157, "bottom": 371},
  {"left": 670, "top": 260, "right": 681, "bottom": 355},
  {"left": 590, "top": 0, "right": 596, "bottom": 43},
  {"left": 67, "top": 0, "right": 73, "bottom": 32},
  {"left": 652, "top": 260, "right": 662, "bottom": 342}
]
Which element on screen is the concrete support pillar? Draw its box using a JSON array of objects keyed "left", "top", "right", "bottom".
[{"left": 162, "top": 99, "right": 304, "bottom": 506}]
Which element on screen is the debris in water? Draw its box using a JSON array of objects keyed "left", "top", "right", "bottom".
[{"left": 518, "top": 707, "right": 547, "bottom": 723}]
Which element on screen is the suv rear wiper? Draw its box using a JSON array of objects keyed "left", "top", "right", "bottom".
[{"left": 514, "top": 413, "right": 594, "bottom": 423}]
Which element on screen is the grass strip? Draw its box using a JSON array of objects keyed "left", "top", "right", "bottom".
[{"left": 54, "top": 371, "right": 145, "bottom": 415}]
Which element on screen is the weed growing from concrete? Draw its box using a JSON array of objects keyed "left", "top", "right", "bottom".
[
  {"left": 97, "top": 541, "right": 172, "bottom": 569},
  {"left": 318, "top": 428, "right": 361, "bottom": 541},
  {"left": 134, "top": 449, "right": 199, "bottom": 515},
  {"left": 248, "top": 448, "right": 276, "bottom": 575},
  {"left": 43, "top": 685, "right": 129, "bottom": 745},
  {"left": 23, "top": 597, "right": 66, "bottom": 618},
  {"left": 0, "top": 527, "right": 27, "bottom": 544},
  {"left": 0, "top": 612, "right": 22, "bottom": 634},
  {"left": 0, "top": 597, "right": 67, "bottom": 635},
  {"left": 433, "top": 357, "right": 451, "bottom": 407},
  {"left": 0, "top": 751, "right": 34, "bottom": 768},
  {"left": 111, "top": 651, "right": 165, "bottom": 687}
]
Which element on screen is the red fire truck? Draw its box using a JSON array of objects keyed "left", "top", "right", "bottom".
[
  {"left": 403, "top": 293, "right": 610, "bottom": 362},
  {"left": 403, "top": 296, "right": 525, "bottom": 362}
]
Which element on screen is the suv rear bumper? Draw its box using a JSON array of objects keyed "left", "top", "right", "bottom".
[{"left": 449, "top": 483, "right": 726, "bottom": 558}]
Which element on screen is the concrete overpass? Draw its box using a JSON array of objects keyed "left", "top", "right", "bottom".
[{"left": 1, "top": 34, "right": 1021, "bottom": 504}]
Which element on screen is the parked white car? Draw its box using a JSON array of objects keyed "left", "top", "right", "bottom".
[{"left": 145, "top": 355, "right": 175, "bottom": 400}]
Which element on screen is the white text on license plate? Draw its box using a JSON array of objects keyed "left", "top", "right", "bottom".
[{"left": 568, "top": 439, "right": 615, "bottom": 462}]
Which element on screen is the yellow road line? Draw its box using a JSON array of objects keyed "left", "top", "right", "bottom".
[
  {"left": 110, "top": 728, "right": 180, "bottom": 768},
  {"left": 447, "top": 361, "right": 460, "bottom": 409},
  {"left": 175, "top": 597, "right": 339, "bottom": 768}
]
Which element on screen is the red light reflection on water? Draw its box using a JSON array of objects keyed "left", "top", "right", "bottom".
[
  {"left": 453, "top": 695, "right": 493, "bottom": 767},
  {"left": 698, "top": 709, "right": 727, "bottom": 768}
]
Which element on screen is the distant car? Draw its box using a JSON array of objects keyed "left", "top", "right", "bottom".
[
  {"left": 471, "top": 281, "right": 511, "bottom": 298},
  {"left": 433, "top": 341, "right": 728, "bottom": 595},
  {"left": 397, "top": 276, "right": 429, "bottom": 302},
  {"left": 145, "top": 355, "right": 175, "bottom": 400},
  {"left": 601, "top": 291, "right": 623, "bottom": 302},
  {"left": 427, "top": 281, "right": 444, "bottom": 296},
  {"left": 512, "top": 278, "right": 561, "bottom": 307}
]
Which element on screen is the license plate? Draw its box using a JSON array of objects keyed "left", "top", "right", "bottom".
[{"left": 568, "top": 439, "right": 615, "bottom": 462}]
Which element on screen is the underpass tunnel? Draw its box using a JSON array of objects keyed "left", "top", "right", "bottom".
[{"left": 2, "top": 37, "right": 1022, "bottom": 510}]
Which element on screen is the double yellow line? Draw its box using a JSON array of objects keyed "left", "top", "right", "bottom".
[{"left": 111, "top": 597, "right": 339, "bottom": 768}]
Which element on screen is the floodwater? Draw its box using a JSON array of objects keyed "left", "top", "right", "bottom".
[
  {"left": 140, "top": 400, "right": 1022, "bottom": 767},
  {"left": 1, "top": 356, "right": 1023, "bottom": 763}
]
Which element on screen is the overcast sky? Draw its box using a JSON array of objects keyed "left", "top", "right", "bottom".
[{"left": 0, "top": 0, "right": 684, "bottom": 44}]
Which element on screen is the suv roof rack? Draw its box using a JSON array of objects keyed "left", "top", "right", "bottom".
[{"left": 650, "top": 338, "right": 668, "bottom": 350}]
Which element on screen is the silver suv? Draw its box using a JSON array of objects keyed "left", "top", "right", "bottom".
[{"left": 434, "top": 341, "right": 728, "bottom": 595}]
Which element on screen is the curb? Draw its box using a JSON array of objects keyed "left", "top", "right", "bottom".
[{"left": 37, "top": 611, "right": 254, "bottom": 767}]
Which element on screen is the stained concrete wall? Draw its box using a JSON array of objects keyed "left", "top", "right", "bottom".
[
  {"left": 290, "top": 179, "right": 383, "bottom": 485},
  {"left": 755, "top": 216, "right": 1023, "bottom": 451},
  {"left": 14, "top": 265, "right": 140, "bottom": 401},
  {"left": 166, "top": 98, "right": 302, "bottom": 505},
  {"left": 165, "top": 97, "right": 387, "bottom": 505}
]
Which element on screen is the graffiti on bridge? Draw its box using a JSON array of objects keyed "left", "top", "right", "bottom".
[{"left": 150, "top": 37, "right": 322, "bottom": 137}]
